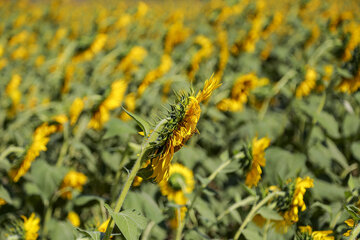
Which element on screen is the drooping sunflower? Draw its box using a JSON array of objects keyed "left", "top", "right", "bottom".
[
  {"left": 140, "top": 75, "right": 221, "bottom": 183},
  {"left": 273, "top": 177, "right": 314, "bottom": 233},
  {"left": 9, "top": 123, "right": 58, "bottom": 182},
  {"left": 88, "top": 79, "right": 128, "bottom": 130},
  {"left": 297, "top": 226, "right": 334, "bottom": 240},
  {"left": 60, "top": 170, "right": 88, "bottom": 199},
  {"left": 217, "top": 73, "right": 268, "bottom": 112},
  {"left": 295, "top": 67, "right": 317, "bottom": 98},
  {"left": 159, "top": 163, "right": 195, "bottom": 205},
  {"left": 22, "top": 213, "right": 40, "bottom": 240},
  {"left": 245, "top": 136, "right": 271, "bottom": 187}
]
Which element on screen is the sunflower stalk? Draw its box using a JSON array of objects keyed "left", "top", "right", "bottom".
[
  {"left": 175, "top": 158, "right": 232, "bottom": 240},
  {"left": 103, "top": 118, "right": 168, "bottom": 240},
  {"left": 233, "top": 191, "right": 285, "bottom": 240}
]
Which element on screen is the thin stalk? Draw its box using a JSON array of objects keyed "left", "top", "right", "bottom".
[
  {"left": 41, "top": 204, "right": 52, "bottom": 240},
  {"left": 0, "top": 146, "right": 24, "bottom": 162},
  {"left": 217, "top": 196, "right": 257, "bottom": 221},
  {"left": 233, "top": 191, "right": 285, "bottom": 240},
  {"left": 103, "top": 147, "right": 145, "bottom": 240},
  {"left": 259, "top": 69, "right": 297, "bottom": 120},
  {"left": 349, "top": 223, "right": 360, "bottom": 240},
  {"left": 263, "top": 219, "right": 271, "bottom": 240},
  {"left": 175, "top": 160, "right": 231, "bottom": 240},
  {"left": 56, "top": 122, "right": 70, "bottom": 167},
  {"left": 141, "top": 221, "right": 155, "bottom": 240}
]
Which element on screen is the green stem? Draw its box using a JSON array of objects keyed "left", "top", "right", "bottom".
[
  {"left": 349, "top": 223, "right": 360, "bottom": 240},
  {"left": 233, "top": 191, "right": 285, "bottom": 240},
  {"left": 0, "top": 146, "right": 24, "bottom": 162},
  {"left": 41, "top": 204, "right": 52, "bottom": 240},
  {"left": 141, "top": 221, "right": 155, "bottom": 240},
  {"left": 56, "top": 123, "right": 69, "bottom": 167},
  {"left": 259, "top": 69, "right": 297, "bottom": 120},
  {"left": 175, "top": 160, "right": 231, "bottom": 240},
  {"left": 217, "top": 196, "right": 257, "bottom": 221},
  {"left": 103, "top": 147, "right": 146, "bottom": 240}
]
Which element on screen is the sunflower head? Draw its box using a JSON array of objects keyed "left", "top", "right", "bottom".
[{"left": 159, "top": 163, "right": 194, "bottom": 205}]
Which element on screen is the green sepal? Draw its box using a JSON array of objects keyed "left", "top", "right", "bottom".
[{"left": 122, "top": 107, "right": 152, "bottom": 137}]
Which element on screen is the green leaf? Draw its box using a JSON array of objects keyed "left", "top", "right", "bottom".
[
  {"left": 75, "top": 228, "right": 102, "bottom": 240},
  {"left": 343, "top": 114, "right": 360, "bottom": 137},
  {"left": 257, "top": 207, "right": 283, "bottom": 221},
  {"left": 0, "top": 185, "right": 12, "bottom": 204},
  {"left": 326, "top": 138, "right": 348, "bottom": 169},
  {"left": 194, "top": 199, "right": 216, "bottom": 222},
  {"left": 317, "top": 112, "right": 340, "bottom": 138},
  {"left": 105, "top": 204, "right": 148, "bottom": 240},
  {"left": 122, "top": 107, "right": 151, "bottom": 137},
  {"left": 104, "top": 117, "right": 137, "bottom": 140},
  {"left": 351, "top": 141, "right": 360, "bottom": 161},
  {"left": 29, "top": 160, "right": 68, "bottom": 202},
  {"left": 73, "top": 195, "right": 104, "bottom": 206},
  {"left": 47, "top": 220, "right": 75, "bottom": 240},
  {"left": 123, "top": 192, "right": 164, "bottom": 223}
]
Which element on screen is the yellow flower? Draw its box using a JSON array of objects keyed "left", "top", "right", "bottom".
[
  {"left": 245, "top": 136, "right": 271, "bottom": 187},
  {"left": 296, "top": 67, "right": 317, "bottom": 98},
  {"left": 88, "top": 79, "right": 128, "bottom": 129},
  {"left": 145, "top": 76, "right": 220, "bottom": 182},
  {"left": 0, "top": 198, "right": 6, "bottom": 206},
  {"left": 323, "top": 65, "right": 333, "bottom": 81},
  {"left": 299, "top": 226, "right": 334, "bottom": 240},
  {"left": 134, "top": 2, "right": 148, "bottom": 19},
  {"left": 217, "top": 73, "right": 268, "bottom": 112},
  {"left": 336, "top": 68, "right": 360, "bottom": 94},
  {"left": 344, "top": 219, "right": 355, "bottom": 237},
  {"left": 10, "top": 123, "right": 58, "bottom": 182},
  {"left": 137, "top": 54, "right": 172, "bottom": 97},
  {"left": 274, "top": 177, "right": 314, "bottom": 232},
  {"left": 164, "top": 21, "right": 191, "bottom": 54},
  {"left": 22, "top": 213, "right": 40, "bottom": 240},
  {"left": 98, "top": 218, "right": 110, "bottom": 232},
  {"left": 117, "top": 46, "right": 147, "bottom": 74},
  {"left": 60, "top": 170, "right": 87, "bottom": 199},
  {"left": 188, "top": 35, "right": 214, "bottom": 80},
  {"left": 159, "top": 163, "right": 194, "bottom": 205},
  {"left": 70, "top": 97, "right": 85, "bottom": 125},
  {"left": 132, "top": 176, "right": 143, "bottom": 187},
  {"left": 214, "top": 29, "right": 229, "bottom": 81},
  {"left": 67, "top": 211, "right": 80, "bottom": 227},
  {"left": 6, "top": 74, "right": 22, "bottom": 115}
]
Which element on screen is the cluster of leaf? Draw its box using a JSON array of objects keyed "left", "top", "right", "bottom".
[{"left": 0, "top": 0, "right": 360, "bottom": 239}]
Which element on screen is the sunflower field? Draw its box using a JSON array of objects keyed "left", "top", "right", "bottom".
[{"left": 1, "top": 0, "right": 360, "bottom": 239}]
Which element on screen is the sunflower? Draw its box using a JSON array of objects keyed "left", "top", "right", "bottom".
[
  {"left": 88, "top": 79, "right": 128, "bottom": 129},
  {"left": 343, "top": 219, "right": 355, "bottom": 237},
  {"left": 273, "top": 177, "right": 314, "bottom": 233},
  {"left": 295, "top": 67, "right": 317, "bottom": 98},
  {"left": 245, "top": 136, "right": 271, "bottom": 187},
  {"left": 298, "top": 226, "right": 334, "bottom": 240},
  {"left": 22, "top": 213, "right": 40, "bottom": 240},
  {"left": 67, "top": 211, "right": 80, "bottom": 227},
  {"left": 141, "top": 75, "right": 220, "bottom": 183},
  {"left": 159, "top": 163, "right": 194, "bottom": 205},
  {"left": 9, "top": 123, "right": 58, "bottom": 182},
  {"left": 217, "top": 73, "right": 268, "bottom": 112},
  {"left": 60, "top": 170, "right": 87, "bottom": 199}
]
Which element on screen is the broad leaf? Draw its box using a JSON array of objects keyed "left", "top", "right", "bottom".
[{"left": 105, "top": 204, "right": 148, "bottom": 240}]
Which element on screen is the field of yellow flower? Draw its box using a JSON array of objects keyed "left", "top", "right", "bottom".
[{"left": 1, "top": 0, "right": 360, "bottom": 239}]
